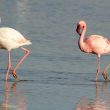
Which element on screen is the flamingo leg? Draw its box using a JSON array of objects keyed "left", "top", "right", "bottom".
[
  {"left": 102, "top": 64, "right": 110, "bottom": 81},
  {"left": 6, "top": 50, "right": 11, "bottom": 81},
  {"left": 96, "top": 57, "right": 100, "bottom": 81},
  {"left": 12, "top": 47, "right": 30, "bottom": 79}
]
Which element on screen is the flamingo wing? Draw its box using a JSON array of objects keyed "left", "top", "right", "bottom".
[{"left": 84, "top": 35, "right": 110, "bottom": 54}]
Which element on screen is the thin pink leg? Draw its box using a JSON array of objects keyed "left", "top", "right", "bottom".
[
  {"left": 6, "top": 50, "right": 11, "bottom": 81},
  {"left": 96, "top": 57, "right": 100, "bottom": 81},
  {"left": 102, "top": 63, "right": 110, "bottom": 81},
  {"left": 103, "top": 64, "right": 110, "bottom": 73},
  {"left": 12, "top": 47, "right": 30, "bottom": 79}
]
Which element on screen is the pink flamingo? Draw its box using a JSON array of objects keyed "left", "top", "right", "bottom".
[
  {"left": 76, "top": 20, "right": 110, "bottom": 81},
  {"left": 0, "top": 27, "right": 31, "bottom": 80}
]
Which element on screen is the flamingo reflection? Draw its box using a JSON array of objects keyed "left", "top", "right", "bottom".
[
  {"left": 0, "top": 81, "right": 26, "bottom": 110},
  {"left": 75, "top": 82, "right": 110, "bottom": 110}
]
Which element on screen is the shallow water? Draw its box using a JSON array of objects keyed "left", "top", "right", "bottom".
[{"left": 0, "top": 0, "right": 110, "bottom": 110}]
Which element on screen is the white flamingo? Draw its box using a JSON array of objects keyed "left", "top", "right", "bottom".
[{"left": 0, "top": 19, "right": 32, "bottom": 80}]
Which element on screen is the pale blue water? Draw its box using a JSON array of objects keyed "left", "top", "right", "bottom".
[{"left": 0, "top": 0, "right": 110, "bottom": 110}]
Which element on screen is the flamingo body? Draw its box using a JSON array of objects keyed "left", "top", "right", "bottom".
[
  {"left": 76, "top": 20, "right": 110, "bottom": 81},
  {"left": 0, "top": 27, "right": 31, "bottom": 50},
  {"left": 80, "top": 35, "right": 110, "bottom": 55},
  {"left": 0, "top": 27, "right": 32, "bottom": 80}
]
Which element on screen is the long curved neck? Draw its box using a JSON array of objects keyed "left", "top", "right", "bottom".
[{"left": 78, "top": 26, "right": 86, "bottom": 51}]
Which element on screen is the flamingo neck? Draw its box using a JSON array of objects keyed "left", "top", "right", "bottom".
[{"left": 78, "top": 26, "right": 86, "bottom": 51}]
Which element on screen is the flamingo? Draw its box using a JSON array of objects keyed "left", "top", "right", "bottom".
[
  {"left": 76, "top": 20, "right": 110, "bottom": 81},
  {"left": 0, "top": 27, "right": 32, "bottom": 80}
]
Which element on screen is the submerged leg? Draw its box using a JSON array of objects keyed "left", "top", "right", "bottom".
[
  {"left": 6, "top": 50, "right": 11, "bottom": 80},
  {"left": 12, "top": 47, "right": 30, "bottom": 79},
  {"left": 96, "top": 57, "right": 100, "bottom": 81}
]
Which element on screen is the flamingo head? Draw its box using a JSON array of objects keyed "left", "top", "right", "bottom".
[{"left": 76, "top": 20, "right": 86, "bottom": 36}]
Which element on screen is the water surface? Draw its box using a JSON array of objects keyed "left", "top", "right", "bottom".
[{"left": 0, "top": 0, "right": 110, "bottom": 110}]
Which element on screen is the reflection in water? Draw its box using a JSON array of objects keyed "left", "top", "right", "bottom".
[
  {"left": 0, "top": 81, "right": 26, "bottom": 110},
  {"left": 75, "top": 82, "right": 110, "bottom": 110}
]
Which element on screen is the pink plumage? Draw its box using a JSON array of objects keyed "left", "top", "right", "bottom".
[{"left": 76, "top": 20, "right": 110, "bottom": 81}]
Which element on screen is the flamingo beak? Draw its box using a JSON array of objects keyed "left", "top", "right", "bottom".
[{"left": 76, "top": 24, "right": 81, "bottom": 36}]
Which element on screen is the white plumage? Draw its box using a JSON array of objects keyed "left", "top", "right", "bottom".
[
  {"left": 0, "top": 27, "right": 31, "bottom": 50},
  {"left": 0, "top": 27, "right": 32, "bottom": 80}
]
